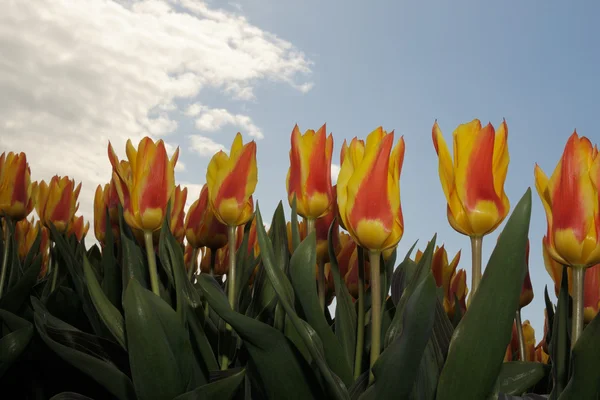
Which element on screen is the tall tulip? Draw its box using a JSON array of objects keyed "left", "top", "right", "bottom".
[
  {"left": 535, "top": 131, "right": 600, "bottom": 346},
  {"left": 432, "top": 119, "right": 510, "bottom": 297},
  {"left": 0, "top": 152, "right": 34, "bottom": 221},
  {"left": 93, "top": 180, "right": 121, "bottom": 246},
  {"left": 108, "top": 137, "right": 179, "bottom": 296},
  {"left": 35, "top": 176, "right": 82, "bottom": 234},
  {"left": 169, "top": 185, "right": 187, "bottom": 243},
  {"left": 286, "top": 124, "right": 334, "bottom": 220},
  {"left": 337, "top": 126, "right": 404, "bottom": 381}
]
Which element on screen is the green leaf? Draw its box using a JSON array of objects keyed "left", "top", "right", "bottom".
[
  {"left": 558, "top": 300, "right": 600, "bottom": 399},
  {"left": 549, "top": 267, "right": 569, "bottom": 400},
  {"left": 197, "top": 274, "right": 324, "bottom": 400},
  {"left": 372, "top": 272, "right": 437, "bottom": 399},
  {"left": 32, "top": 297, "right": 135, "bottom": 400},
  {"left": 118, "top": 206, "right": 148, "bottom": 288},
  {"left": 0, "top": 254, "right": 41, "bottom": 313},
  {"left": 289, "top": 231, "right": 353, "bottom": 386},
  {"left": 173, "top": 368, "right": 245, "bottom": 400},
  {"left": 123, "top": 279, "right": 199, "bottom": 400},
  {"left": 436, "top": 189, "right": 532, "bottom": 400},
  {"left": 49, "top": 393, "right": 94, "bottom": 400},
  {"left": 488, "top": 362, "right": 548, "bottom": 398},
  {"left": 290, "top": 195, "right": 301, "bottom": 253},
  {"left": 187, "top": 304, "right": 218, "bottom": 377},
  {"left": 82, "top": 253, "right": 126, "bottom": 349},
  {"left": 0, "top": 309, "right": 34, "bottom": 378},
  {"left": 390, "top": 241, "right": 418, "bottom": 305},
  {"left": 327, "top": 219, "right": 357, "bottom": 376},
  {"left": 101, "top": 208, "right": 121, "bottom": 309}
]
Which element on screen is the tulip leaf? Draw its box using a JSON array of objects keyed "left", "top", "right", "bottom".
[
  {"left": 173, "top": 368, "right": 245, "bottom": 400},
  {"left": 389, "top": 241, "right": 419, "bottom": 306},
  {"left": 549, "top": 267, "right": 570, "bottom": 400},
  {"left": 49, "top": 393, "right": 95, "bottom": 400},
  {"left": 0, "top": 253, "right": 41, "bottom": 314},
  {"left": 289, "top": 231, "right": 354, "bottom": 387},
  {"left": 101, "top": 208, "right": 121, "bottom": 309},
  {"left": 290, "top": 195, "right": 301, "bottom": 253},
  {"left": 487, "top": 362, "right": 548, "bottom": 398},
  {"left": 327, "top": 219, "right": 357, "bottom": 376},
  {"left": 436, "top": 189, "right": 532, "bottom": 400},
  {"left": 0, "top": 309, "right": 34, "bottom": 378},
  {"left": 118, "top": 206, "right": 148, "bottom": 289},
  {"left": 197, "top": 274, "right": 324, "bottom": 400},
  {"left": 372, "top": 272, "right": 437, "bottom": 399},
  {"left": 558, "top": 303, "right": 600, "bottom": 399},
  {"left": 82, "top": 253, "right": 126, "bottom": 349},
  {"left": 124, "top": 279, "right": 200, "bottom": 400},
  {"left": 186, "top": 304, "right": 218, "bottom": 379},
  {"left": 32, "top": 297, "right": 136, "bottom": 400}
]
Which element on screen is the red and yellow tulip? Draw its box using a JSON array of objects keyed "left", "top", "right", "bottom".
[
  {"left": 108, "top": 137, "right": 179, "bottom": 232},
  {"left": 416, "top": 245, "right": 461, "bottom": 299},
  {"left": 15, "top": 217, "right": 50, "bottom": 277},
  {"left": 583, "top": 264, "right": 600, "bottom": 323},
  {"left": 535, "top": 132, "right": 600, "bottom": 267},
  {"left": 68, "top": 215, "right": 89, "bottom": 242},
  {"left": 286, "top": 124, "right": 334, "bottom": 219},
  {"left": 206, "top": 133, "right": 257, "bottom": 227},
  {"left": 184, "top": 185, "right": 228, "bottom": 250},
  {"left": 94, "top": 180, "right": 121, "bottom": 245},
  {"left": 0, "top": 152, "right": 34, "bottom": 221},
  {"left": 337, "top": 127, "right": 405, "bottom": 251},
  {"left": 432, "top": 119, "right": 510, "bottom": 237},
  {"left": 447, "top": 268, "right": 468, "bottom": 319},
  {"left": 35, "top": 176, "right": 82, "bottom": 233},
  {"left": 169, "top": 185, "right": 187, "bottom": 242}
]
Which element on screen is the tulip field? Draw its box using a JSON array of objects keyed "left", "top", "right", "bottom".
[{"left": 1, "top": 120, "right": 600, "bottom": 399}]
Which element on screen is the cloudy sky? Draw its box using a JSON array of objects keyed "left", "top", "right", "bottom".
[{"left": 2, "top": 0, "right": 600, "bottom": 335}]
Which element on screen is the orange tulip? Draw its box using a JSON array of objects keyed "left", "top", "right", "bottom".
[
  {"left": 337, "top": 127, "right": 405, "bottom": 251},
  {"left": 93, "top": 180, "right": 121, "bottom": 245},
  {"left": 108, "top": 137, "right": 179, "bottom": 232},
  {"left": 286, "top": 124, "right": 334, "bottom": 219},
  {"left": 416, "top": 245, "right": 461, "bottom": 302},
  {"left": 447, "top": 268, "right": 468, "bottom": 319},
  {"left": 583, "top": 264, "right": 600, "bottom": 323},
  {"left": 169, "top": 185, "right": 187, "bottom": 242},
  {"left": 35, "top": 176, "right": 81, "bottom": 233},
  {"left": 0, "top": 152, "right": 34, "bottom": 221},
  {"left": 432, "top": 119, "right": 510, "bottom": 237},
  {"left": 314, "top": 185, "right": 340, "bottom": 264},
  {"left": 520, "top": 240, "right": 534, "bottom": 308},
  {"left": 15, "top": 218, "right": 50, "bottom": 277},
  {"left": 68, "top": 215, "right": 89, "bottom": 242},
  {"left": 184, "top": 185, "right": 228, "bottom": 250},
  {"left": 206, "top": 133, "right": 257, "bottom": 227},
  {"left": 535, "top": 132, "right": 600, "bottom": 267},
  {"left": 522, "top": 320, "right": 536, "bottom": 362}
]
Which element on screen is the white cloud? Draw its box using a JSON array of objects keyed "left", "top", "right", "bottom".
[
  {"left": 331, "top": 163, "right": 341, "bottom": 184},
  {"left": 189, "top": 135, "right": 226, "bottom": 157},
  {"left": 0, "top": 0, "right": 313, "bottom": 227},
  {"left": 191, "top": 103, "right": 264, "bottom": 139}
]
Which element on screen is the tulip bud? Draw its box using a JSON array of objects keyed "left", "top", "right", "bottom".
[
  {"left": 35, "top": 176, "right": 81, "bottom": 233},
  {"left": 416, "top": 244, "right": 461, "bottom": 304},
  {"left": 432, "top": 119, "right": 510, "bottom": 237},
  {"left": 0, "top": 152, "right": 34, "bottom": 221},
  {"left": 286, "top": 124, "right": 334, "bottom": 219},
  {"left": 337, "top": 127, "right": 405, "bottom": 251},
  {"left": 535, "top": 132, "right": 600, "bottom": 267},
  {"left": 108, "top": 137, "right": 179, "bottom": 232},
  {"left": 184, "top": 185, "right": 228, "bottom": 250},
  {"left": 206, "top": 133, "right": 257, "bottom": 227},
  {"left": 68, "top": 215, "right": 89, "bottom": 242},
  {"left": 446, "top": 269, "right": 468, "bottom": 319},
  {"left": 169, "top": 185, "right": 187, "bottom": 243},
  {"left": 15, "top": 218, "right": 50, "bottom": 277},
  {"left": 522, "top": 320, "right": 536, "bottom": 362},
  {"left": 93, "top": 180, "right": 121, "bottom": 245}
]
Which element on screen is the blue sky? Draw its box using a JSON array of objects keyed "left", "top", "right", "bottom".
[{"left": 3, "top": 0, "right": 599, "bottom": 337}]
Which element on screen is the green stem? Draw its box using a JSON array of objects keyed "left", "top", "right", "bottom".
[
  {"left": 369, "top": 250, "right": 382, "bottom": 384},
  {"left": 50, "top": 246, "right": 59, "bottom": 292},
  {"left": 572, "top": 266, "right": 585, "bottom": 349},
  {"left": 470, "top": 236, "right": 483, "bottom": 299},
  {"left": 210, "top": 248, "right": 216, "bottom": 276},
  {"left": 354, "top": 246, "right": 366, "bottom": 379},
  {"left": 221, "top": 226, "right": 237, "bottom": 371},
  {"left": 515, "top": 309, "right": 526, "bottom": 361},
  {"left": 318, "top": 260, "right": 326, "bottom": 311},
  {"left": 188, "top": 248, "right": 198, "bottom": 281},
  {"left": 0, "top": 219, "right": 11, "bottom": 298},
  {"left": 144, "top": 231, "right": 160, "bottom": 296},
  {"left": 305, "top": 218, "right": 315, "bottom": 235}
]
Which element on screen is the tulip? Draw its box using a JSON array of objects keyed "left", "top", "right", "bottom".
[
  {"left": 286, "top": 220, "right": 307, "bottom": 254},
  {"left": 35, "top": 176, "right": 82, "bottom": 234},
  {"left": 314, "top": 186, "right": 340, "bottom": 310},
  {"left": 15, "top": 218, "right": 50, "bottom": 278},
  {"left": 109, "top": 137, "right": 179, "bottom": 296},
  {"left": 200, "top": 247, "right": 229, "bottom": 276},
  {"left": 93, "top": 180, "right": 121, "bottom": 246},
  {"left": 520, "top": 240, "right": 534, "bottom": 309},
  {"left": 535, "top": 131, "right": 600, "bottom": 346},
  {"left": 68, "top": 215, "right": 89, "bottom": 242},
  {"left": 169, "top": 185, "right": 187, "bottom": 243},
  {"left": 0, "top": 152, "right": 34, "bottom": 221},
  {"left": 286, "top": 124, "right": 334, "bottom": 220},
  {"left": 184, "top": 244, "right": 198, "bottom": 276},
  {"left": 543, "top": 239, "right": 568, "bottom": 297},
  {"left": 337, "top": 126, "right": 404, "bottom": 380},
  {"left": 534, "top": 343, "right": 549, "bottom": 364},
  {"left": 584, "top": 264, "right": 600, "bottom": 323},
  {"left": 521, "top": 321, "right": 536, "bottom": 362},
  {"left": 448, "top": 269, "right": 468, "bottom": 320},
  {"left": 185, "top": 185, "right": 229, "bottom": 251},
  {"left": 416, "top": 245, "right": 461, "bottom": 313}
]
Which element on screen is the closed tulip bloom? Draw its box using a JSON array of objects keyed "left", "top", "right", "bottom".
[
  {"left": 432, "top": 119, "right": 510, "bottom": 237},
  {"left": 170, "top": 185, "right": 187, "bottom": 242},
  {"left": 583, "top": 264, "right": 600, "bottom": 323},
  {"left": 337, "top": 138, "right": 365, "bottom": 232},
  {"left": 184, "top": 185, "right": 228, "bottom": 250},
  {"left": 35, "top": 176, "right": 82, "bottom": 233},
  {"left": 447, "top": 269, "right": 468, "bottom": 319},
  {"left": 206, "top": 133, "right": 257, "bottom": 227},
  {"left": 522, "top": 321, "right": 536, "bottom": 362},
  {"left": 416, "top": 245, "right": 460, "bottom": 301},
  {"left": 94, "top": 180, "right": 120, "bottom": 245},
  {"left": 14, "top": 219, "right": 50, "bottom": 278},
  {"left": 0, "top": 152, "right": 34, "bottom": 220},
  {"left": 534, "top": 343, "right": 550, "bottom": 364},
  {"left": 337, "top": 127, "right": 405, "bottom": 251},
  {"left": 520, "top": 240, "right": 534, "bottom": 308},
  {"left": 286, "top": 124, "right": 334, "bottom": 219},
  {"left": 69, "top": 215, "right": 89, "bottom": 242},
  {"left": 108, "top": 137, "right": 179, "bottom": 232},
  {"left": 535, "top": 132, "right": 600, "bottom": 267}
]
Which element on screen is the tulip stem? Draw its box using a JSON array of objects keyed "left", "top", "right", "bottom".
[
  {"left": 50, "top": 248, "right": 59, "bottom": 292},
  {"left": 318, "top": 260, "right": 326, "bottom": 311},
  {"left": 188, "top": 248, "right": 198, "bottom": 281},
  {"left": 572, "top": 266, "right": 585, "bottom": 349},
  {"left": 368, "top": 250, "right": 382, "bottom": 384},
  {"left": 144, "top": 231, "right": 160, "bottom": 296},
  {"left": 515, "top": 309, "right": 526, "bottom": 361},
  {"left": 470, "top": 236, "right": 483, "bottom": 298},
  {"left": 354, "top": 246, "right": 366, "bottom": 379},
  {"left": 305, "top": 218, "right": 315, "bottom": 235},
  {"left": 0, "top": 219, "right": 11, "bottom": 298},
  {"left": 221, "top": 226, "right": 237, "bottom": 371}
]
